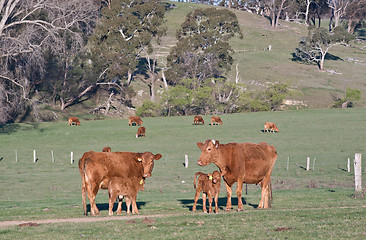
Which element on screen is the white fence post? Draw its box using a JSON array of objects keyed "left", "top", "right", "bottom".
[
  {"left": 15, "top": 149, "right": 18, "bottom": 162},
  {"left": 184, "top": 154, "right": 188, "bottom": 168},
  {"left": 354, "top": 153, "right": 362, "bottom": 193},
  {"left": 33, "top": 150, "right": 36, "bottom": 163},
  {"left": 51, "top": 151, "right": 54, "bottom": 163},
  {"left": 71, "top": 152, "right": 74, "bottom": 164},
  {"left": 347, "top": 158, "right": 351, "bottom": 172},
  {"left": 306, "top": 157, "right": 310, "bottom": 171},
  {"left": 312, "top": 157, "right": 316, "bottom": 171}
]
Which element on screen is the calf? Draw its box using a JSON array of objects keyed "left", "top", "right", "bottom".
[
  {"left": 264, "top": 122, "right": 279, "bottom": 133},
  {"left": 192, "top": 171, "right": 221, "bottom": 213},
  {"left": 68, "top": 117, "right": 80, "bottom": 126},
  {"left": 193, "top": 116, "right": 204, "bottom": 125},
  {"left": 128, "top": 116, "right": 143, "bottom": 126},
  {"left": 211, "top": 116, "right": 223, "bottom": 125},
  {"left": 108, "top": 177, "right": 145, "bottom": 215},
  {"left": 102, "top": 147, "right": 111, "bottom": 152},
  {"left": 136, "top": 127, "right": 146, "bottom": 138}
]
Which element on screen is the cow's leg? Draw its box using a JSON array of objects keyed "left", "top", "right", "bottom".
[
  {"left": 86, "top": 181, "right": 100, "bottom": 216},
  {"left": 224, "top": 182, "right": 232, "bottom": 212},
  {"left": 116, "top": 195, "right": 123, "bottom": 215},
  {"left": 208, "top": 192, "right": 213, "bottom": 213},
  {"left": 131, "top": 196, "right": 139, "bottom": 214},
  {"left": 108, "top": 192, "right": 117, "bottom": 216},
  {"left": 258, "top": 176, "right": 271, "bottom": 209},
  {"left": 192, "top": 189, "right": 200, "bottom": 212},
  {"left": 202, "top": 193, "right": 207, "bottom": 213},
  {"left": 214, "top": 192, "right": 219, "bottom": 213},
  {"left": 125, "top": 196, "right": 132, "bottom": 214},
  {"left": 236, "top": 180, "right": 244, "bottom": 211}
]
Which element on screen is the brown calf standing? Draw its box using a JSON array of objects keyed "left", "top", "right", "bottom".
[
  {"left": 211, "top": 116, "right": 223, "bottom": 125},
  {"left": 264, "top": 122, "right": 279, "bottom": 133},
  {"left": 102, "top": 147, "right": 111, "bottom": 152},
  {"left": 192, "top": 171, "right": 221, "bottom": 213},
  {"left": 136, "top": 127, "right": 146, "bottom": 138},
  {"left": 193, "top": 116, "right": 205, "bottom": 125},
  {"left": 108, "top": 177, "right": 145, "bottom": 215},
  {"left": 128, "top": 116, "right": 143, "bottom": 126},
  {"left": 68, "top": 117, "right": 80, "bottom": 126}
]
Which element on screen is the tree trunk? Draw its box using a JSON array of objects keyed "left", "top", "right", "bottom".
[
  {"left": 161, "top": 70, "right": 168, "bottom": 90},
  {"left": 104, "top": 92, "right": 114, "bottom": 115},
  {"left": 60, "top": 84, "right": 96, "bottom": 110}
]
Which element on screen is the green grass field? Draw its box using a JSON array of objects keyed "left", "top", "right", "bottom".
[{"left": 0, "top": 108, "right": 365, "bottom": 239}]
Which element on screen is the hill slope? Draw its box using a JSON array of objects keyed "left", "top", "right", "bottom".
[{"left": 148, "top": 2, "right": 366, "bottom": 109}]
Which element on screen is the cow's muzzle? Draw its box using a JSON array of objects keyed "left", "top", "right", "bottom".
[
  {"left": 143, "top": 173, "right": 151, "bottom": 178},
  {"left": 197, "top": 160, "right": 203, "bottom": 166}
]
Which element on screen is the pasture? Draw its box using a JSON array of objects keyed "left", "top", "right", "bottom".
[{"left": 0, "top": 108, "right": 366, "bottom": 239}]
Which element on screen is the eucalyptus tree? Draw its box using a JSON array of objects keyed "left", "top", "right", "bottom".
[
  {"left": 166, "top": 8, "right": 243, "bottom": 89},
  {"left": 0, "top": 0, "right": 98, "bottom": 124}
]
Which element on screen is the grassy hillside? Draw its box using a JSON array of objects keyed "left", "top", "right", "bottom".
[
  {"left": 0, "top": 108, "right": 365, "bottom": 238},
  {"left": 143, "top": 2, "right": 366, "bottom": 109}
]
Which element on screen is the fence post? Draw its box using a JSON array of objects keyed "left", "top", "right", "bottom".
[
  {"left": 184, "top": 154, "right": 188, "bottom": 168},
  {"left": 287, "top": 156, "right": 289, "bottom": 170},
  {"left": 71, "top": 152, "right": 74, "bottom": 164},
  {"left": 354, "top": 153, "right": 362, "bottom": 193},
  {"left": 347, "top": 158, "right": 351, "bottom": 172},
  {"left": 33, "top": 150, "right": 36, "bottom": 163},
  {"left": 15, "top": 149, "right": 18, "bottom": 163},
  {"left": 312, "top": 157, "right": 316, "bottom": 171},
  {"left": 306, "top": 157, "right": 310, "bottom": 171},
  {"left": 51, "top": 151, "right": 54, "bottom": 163}
]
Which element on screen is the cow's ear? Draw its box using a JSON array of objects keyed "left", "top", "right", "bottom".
[
  {"left": 197, "top": 142, "right": 203, "bottom": 149},
  {"left": 154, "top": 153, "right": 162, "bottom": 160},
  {"left": 215, "top": 141, "right": 220, "bottom": 148}
]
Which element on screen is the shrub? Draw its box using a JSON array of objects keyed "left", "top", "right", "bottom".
[{"left": 136, "top": 101, "right": 162, "bottom": 117}]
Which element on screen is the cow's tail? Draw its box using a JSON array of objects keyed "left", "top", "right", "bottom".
[
  {"left": 194, "top": 172, "right": 205, "bottom": 189},
  {"left": 78, "top": 154, "right": 88, "bottom": 216}
]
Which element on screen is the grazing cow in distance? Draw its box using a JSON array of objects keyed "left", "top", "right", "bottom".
[
  {"left": 211, "top": 116, "right": 223, "bottom": 125},
  {"left": 108, "top": 177, "right": 145, "bottom": 215},
  {"left": 192, "top": 171, "right": 221, "bottom": 213},
  {"left": 197, "top": 139, "right": 277, "bottom": 211},
  {"left": 102, "top": 147, "right": 111, "bottom": 152},
  {"left": 79, "top": 151, "right": 162, "bottom": 216},
  {"left": 193, "top": 116, "right": 205, "bottom": 125},
  {"left": 136, "top": 127, "right": 146, "bottom": 138},
  {"left": 264, "top": 122, "right": 279, "bottom": 133},
  {"left": 68, "top": 117, "right": 80, "bottom": 126},
  {"left": 128, "top": 116, "right": 143, "bottom": 126}
]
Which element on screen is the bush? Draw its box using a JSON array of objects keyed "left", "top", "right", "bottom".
[{"left": 136, "top": 101, "right": 162, "bottom": 117}]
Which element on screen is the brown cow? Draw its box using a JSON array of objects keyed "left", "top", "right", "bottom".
[
  {"left": 128, "top": 116, "right": 143, "bottom": 126},
  {"left": 264, "top": 122, "right": 279, "bottom": 133},
  {"left": 102, "top": 147, "right": 111, "bottom": 152},
  {"left": 196, "top": 139, "right": 277, "bottom": 211},
  {"left": 193, "top": 116, "right": 205, "bottom": 125},
  {"left": 78, "top": 151, "right": 162, "bottom": 216},
  {"left": 211, "top": 116, "right": 223, "bottom": 125},
  {"left": 192, "top": 171, "right": 221, "bottom": 213},
  {"left": 136, "top": 127, "right": 146, "bottom": 138},
  {"left": 108, "top": 177, "right": 145, "bottom": 215},
  {"left": 68, "top": 117, "right": 80, "bottom": 126}
]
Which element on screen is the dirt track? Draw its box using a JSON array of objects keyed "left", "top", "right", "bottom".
[{"left": 0, "top": 214, "right": 168, "bottom": 228}]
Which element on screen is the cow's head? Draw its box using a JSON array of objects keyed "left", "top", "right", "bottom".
[
  {"left": 212, "top": 170, "right": 221, "bottom": 184},
  {"left": 135, "top": 152, "right": 162, "bottom": 178},
  {"left": 196, "top": 139, "right": 220, "bottom": 166}
]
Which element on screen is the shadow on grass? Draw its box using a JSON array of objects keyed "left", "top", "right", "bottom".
[
  {"left": 178, "top": 197, "right": 258, "bottom": 212},
  {"left": 86, "top": 201, "right": 147, "bottom": 215},
  {"left": 0, "top": 123, "right": 39, "bottom": 134}
]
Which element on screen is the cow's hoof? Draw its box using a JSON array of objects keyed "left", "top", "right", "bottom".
[
  {"left": 237, "top": 208, "right": 244, "bottom": 212},
  {"left": 224, "top": 209, "right": 231, "bottom": 212},
  {"left": 116, "top": 211, "right": 122, "bottom": 215}
]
